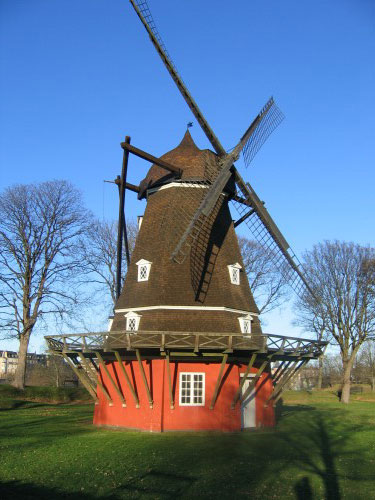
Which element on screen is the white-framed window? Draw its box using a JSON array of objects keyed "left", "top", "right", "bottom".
[
  {"left": 228, "top": 263, "right": 242, "bottom": 285},
  {"left": 239, "top": 314, "right": 252, "bottom": 335},
  {"left": 125, "top": 311, "right": 141, "bottom": 331},
  {"left": 179, "top": 372, "right": 205, "bottom": 406},
  {"left": 136, "top": 259, "right": 152, "bottom": 282},
  {"left": 137, "top": 215, "right": 143, "bottom": 230}
]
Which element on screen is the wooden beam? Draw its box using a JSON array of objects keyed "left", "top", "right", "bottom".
[
  {"left": 231, "top": 353, "right": 257, "bottom": 409},
  {"left": 269, "top": 360, "right": 307, "bottom": 405},
  {"left": 165, "top": 352, "right": 174, "bottom": 409},
  {"left": 121, "top": 142, "right": 182, "bottom": 176},
  {"left": 135, "top": 349, "right": 153, "bottom": 408},
  {"left": 95, "top": 351, "right": 126, "bottom": 407},
  {"left": 63, "top": 354, "right": 98, "bottom": 402},
  {"left": 240, "top": 357, "right": 272, "bottom": 404},
  {"left": 77, "top": 353, "right": 113, "bottom": 405},
  {"left": 233, "top": 208, "right": 255, "bottom": 228},
  {"left": 114, "top": 178, "right": 140, "bottom": 193},
  {"left": 210, "top": 354, "right": 228, "bottom": 410},
  {"left": 273, "top": 360, "right": 292, "bottom": 384},
  {"left": 113, "top": 351, "right": 139, "bottom": 408}
]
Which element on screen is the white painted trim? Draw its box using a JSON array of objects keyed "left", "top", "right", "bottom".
[
  {"left": 148, "top": 182, "right": 228, "bottom": 197},
  {"left": 148, "top": 182, "right": 208, "bottom": 194},
  {"left": 179, "top": 372, "right": 205, "bottom": 406},
  {"left": 238, "top": 314, "right": 252, "bottom": 335},
  {"left": 115, "top": 305, "right": 258, "bottom": 316}
]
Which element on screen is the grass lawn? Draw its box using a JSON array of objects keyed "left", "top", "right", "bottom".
[{"left": 0, "top": 388, "right": 374, "bottom": 499}]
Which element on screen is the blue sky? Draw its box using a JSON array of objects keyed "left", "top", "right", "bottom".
[{"left": 1, "top": 0, "right": 374, "bottom": 351}]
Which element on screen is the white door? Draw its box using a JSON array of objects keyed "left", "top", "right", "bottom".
[{"left": 241, "top": 376, "right": 256, "bottom": 429}]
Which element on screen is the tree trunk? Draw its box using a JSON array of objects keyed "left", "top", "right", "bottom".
[
  {"left": 340, "top": 356, "right": 355, "bottom": 404},
  {"left": 12, "top": 333, "right": 30, "bottom": 390},
  {"left": 371, "top": 376, "right": 375, "bottom": 392},
  {"left": 317, "top": 356, "right": 324, "bottom": 390}
]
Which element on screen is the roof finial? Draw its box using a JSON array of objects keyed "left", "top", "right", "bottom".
[{"left": 187, "top": 121, "right": 193, "bottom": 129}]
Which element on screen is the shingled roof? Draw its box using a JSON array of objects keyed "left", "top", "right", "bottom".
[{"left": 138, "top": 130, "right": 217, "bottom": 199}]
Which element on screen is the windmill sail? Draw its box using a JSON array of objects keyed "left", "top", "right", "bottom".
[
  {"left": 170, "top": 98, "right": 282, "bottom": 263},
  {"left": 128, "top": 0, "right": 313, "bottom": 299},
  {"left": 242, "top": 99, "right": 285, "bottom": 169},
  {"left": 232, "top": 173, "right": 314, "bottom": 297}
]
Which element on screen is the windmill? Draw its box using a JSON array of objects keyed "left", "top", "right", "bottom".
[{"left": 45, "top": 1, "right": 326, "bottom": 432}]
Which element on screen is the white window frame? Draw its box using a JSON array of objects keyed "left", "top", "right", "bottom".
[
  {"left": 137, "top": 215, "right": 143, "bottom": 230},
  {"left": 125, "top": 311, "right": 141, "bottom": 331},
  {"left": 136, "top": 259, "right": 152, "bottom": 282},
  {"left": 228, "top": 263, "right": 242, "bottom": 285},
  {"left": 239, "top": 314, "right": 252, "bottom": 335},
  {"left": 179, "top": 372, "right": 205, "bottom": 406}
]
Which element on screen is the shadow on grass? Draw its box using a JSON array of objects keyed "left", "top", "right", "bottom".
[
  {"left": 0, "top": 480, "right": 103, "bottom": 500},
  {"left": 278, "top": 402, "right": 371, "bottom": 500},
  {"left": 117, "top": 469, "right": 197, "bottom": 498}
]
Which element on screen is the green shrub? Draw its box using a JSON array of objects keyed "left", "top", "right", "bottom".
[{"left": 0, "top": 384, "right": 92, "bottom": 403}]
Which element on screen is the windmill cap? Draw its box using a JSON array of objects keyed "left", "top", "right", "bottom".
[{"left": 138, "top": 130, "right": 218, "bottom": 199}]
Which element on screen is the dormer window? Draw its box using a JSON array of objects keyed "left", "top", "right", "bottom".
[
  {"left": 125, "top": 311, "right": 141, "bottom": 331},
  {"left": 239, "top": 314, "right": 252, "bottom": 335},
  {"left": 228, "top": 263, "right": 242, "bottom": 285},
  {"left": 136, "top": 259, "right": 152, "bottom": 282}
]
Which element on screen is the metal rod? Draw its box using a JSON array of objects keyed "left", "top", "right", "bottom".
[
  {"left": 114, "top": 351, "right": 140, "bottom": 408},
  {"left": 62, "top": 354, "right": 98, "bottom": 402},
  {"left": 135, "top": 349, "right": 153, "bottom": 408},
  {"left": 210, "top": 354, "right": 228, "bottom": 410},
  {"left": 165, "top": 352, "right": 174, "bottom": 409},
  {"left": 95, "top": 351, "right": 126, "bottom": 407},
  {"left": 121, "top": 141, "right": 182, "bottom": 176},
  {"left": 231, "top": 353, "right": 257, "bottom": 409}
]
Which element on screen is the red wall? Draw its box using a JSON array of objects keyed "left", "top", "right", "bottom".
[{"left": 93, "top": 359, "right": 275, "bottom": 432}]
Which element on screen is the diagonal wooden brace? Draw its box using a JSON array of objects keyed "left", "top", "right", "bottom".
[
  {"left": 114, "top": 351, "right": 140, "bottom": 408},
  {"left": 95, "top": 351, "right": 126, "bottom": 407},
  {"left": 136, "top": 349, "right": 153, "bottom": 408},
  {"left": 240, "top": 356, "right": 273, "bottom": 404},
  {"left": 231, "top": 353, "right": 257, "bottom": 409},
  {"left": 62, "top": 353, "right": 98, "bottom": 402},
  {"left": 210, "top": 354, "right": 228, "bottom": 410},
  {"left": 77, "top": 353, "right": 113, "bottom": 405}
]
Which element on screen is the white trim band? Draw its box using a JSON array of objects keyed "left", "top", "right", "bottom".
[
  {"left": 148, "top": 182, "right": 209, "bottom": 194},
  {"left": 115, "top": 305, "right": 258, "bottom": 316}
]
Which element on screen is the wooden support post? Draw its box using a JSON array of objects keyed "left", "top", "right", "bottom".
[
  {"left": 95, "top": 352, "right": 126, "bottom": 407},
  {"left": 271, "top": 360, "right": 307, "bottom": 405},
  {"left": 273, "top": 360, "right": 292, "bottom": 384},
  {"left": 136, "top": 349, "right": 153, "bottom": 408},
  {"left": 63, "top": 354, "right": 98, "bottom": 402},
  {"left": 165, "top": 352, "right": 174, "bottom": 409},
  {"left": 265, "top": 359, "right": 305, "bottom": 406},
  {"left": 78, "top": 353, "right": 113, "bottom": 405},
  {"left": 210, "top": 354, "right": 228, "bottom": 410},
  {"left": 114, "top": 351, "right": 140, "bottom": 408},
  {"left": 231, "top": 353, "right": 257, "bottom": 409},
  {"left": 240, "top": 357, "right": 272, "bottom": 404}
]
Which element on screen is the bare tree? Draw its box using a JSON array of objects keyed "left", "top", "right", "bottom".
[
  {"left": 356, "top": 341, "right": 375, "bottom": 391},
  {"left": 82, "top": 219, "right": 138, "bottom": 307},
  {"left": 0, "top": 180, "right": 92, "bottom": 389},
  {"left": 238, "top": 237, "right": 290, "bottom": 313},
  {"left": 294, "top": 241, "right": 375, "bottom": 403}
]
